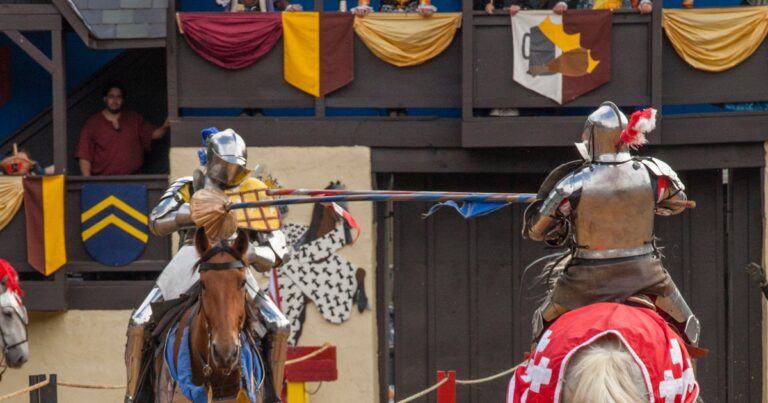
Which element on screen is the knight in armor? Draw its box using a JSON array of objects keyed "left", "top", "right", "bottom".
[
  {"left": 124, "top": 128, "right": 291, "bottom": 402},
  {"left": 523, "top": 101, "right": 700, "bottom": 347}
]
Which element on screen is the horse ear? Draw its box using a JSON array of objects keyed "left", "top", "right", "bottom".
[
  {"left": 195, "top": 227, "right": 211, "bottom": 256},
  {"left": 233, "top": 229, "right": 249, "bottom": 257}
]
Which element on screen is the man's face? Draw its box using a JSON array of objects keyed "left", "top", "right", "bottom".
[{"left": 103, "top": 87, "right": 124, "bottom": 113}]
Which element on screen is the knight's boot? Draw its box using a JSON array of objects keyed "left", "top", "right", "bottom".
[
  {"left": 531, "top": 297, "right": 569, "bottom": 343},
  {"left": 655, "top": 288, "right": 701, "bottom": 345},
  {"left": 124, "top": 323, "right": 147, "bottom": 403},
  {"left": 268, "top": 320, "right": 290, "bottom": 399}
]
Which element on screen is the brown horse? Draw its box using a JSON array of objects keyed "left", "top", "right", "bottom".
[{"left": 155, "top": 228, "right": 264, "bottom": 402}]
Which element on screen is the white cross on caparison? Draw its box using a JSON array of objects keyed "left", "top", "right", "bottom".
[
  {"left": 521, "top": 356, "right": 553, "bottom": 393},
  {"left": 536, "top": 330, "right": 553, "bottom": 353},
  {"left": 659, "top": 369, "right": 684, "bottom": 403}
]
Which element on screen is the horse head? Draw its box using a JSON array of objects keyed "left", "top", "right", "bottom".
[
  {"left": 194, "top": 227, "right": 249, "bottom": 374},
  {"left": 0, "top": 267, "right": 28, "bottom": 372}
]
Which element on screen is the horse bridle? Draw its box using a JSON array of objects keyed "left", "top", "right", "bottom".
[
  {"left": 193, "top": 243, "right": 247, "bottom": 382},
  {"left": 0, "top": 290, "right": 28, "bottom": 381}
]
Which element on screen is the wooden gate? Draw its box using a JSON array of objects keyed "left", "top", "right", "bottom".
[{"left": 384, "top": 169, "right": 763, "bottom": 402}]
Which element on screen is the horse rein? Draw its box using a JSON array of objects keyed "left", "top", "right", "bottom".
[{"left": 194, "top": 243, "right": 247, "bottom": 273}]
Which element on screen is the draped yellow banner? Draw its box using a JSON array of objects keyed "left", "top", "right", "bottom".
[
  {"left": 663, "top": 7, "right": 768, "bottom": 72},
  {"left": 353, "top": 13, "right": 462, "bottom": 67},
  {"left": 0, "top": 177, "right": 23, "bottom": 232}
]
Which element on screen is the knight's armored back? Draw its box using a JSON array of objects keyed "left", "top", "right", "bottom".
[{"left": 573, "top": 162, "right": 655, "bottom": 258}]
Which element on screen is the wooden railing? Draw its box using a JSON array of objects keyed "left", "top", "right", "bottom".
[
  {"left": 3, "top": 175, "right": 170, "bottom": 311},
  {"left": 167, "top": 5, "right": 768, "bottom": 148}
]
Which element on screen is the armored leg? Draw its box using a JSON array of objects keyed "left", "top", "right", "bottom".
[
  {"left": 655, "top": 288, "right": 700, "bottom": 345},
  {"left": 124, "top": 287, "right": 162, "bottom": 403},
  {"left": 124, "top": 323, "right": 146, "bottom": 403},
  {"left": 248, "top": 282, "right": 290, "bottom": 401}
]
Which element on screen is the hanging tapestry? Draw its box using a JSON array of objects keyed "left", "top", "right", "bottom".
[
  {"left": 353, "top": 12, "right": 462, "bottom": 67},
  {"left": 282, "top": 12, "right": 355, "bottom": 97},
  {"left": 177, "top": 12, "right": 283, "bottom": 70},
  {"left": 511, "top": 10, "right": 612, "bottom": 104},
  {"left": 663, "top": 7, "right": 768, "bottom": 72},
  {"left": 23, "top": 175, "right": 67, "bottom": 276},
  {"left": 80, "top": 184, "right": 148, "bottom": 266},
  {"left": 0, "top": 177, "right": 23, "bottom": 231}
]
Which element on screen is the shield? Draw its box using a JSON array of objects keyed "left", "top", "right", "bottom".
[{"left": 81, "top": 184, "right": 148, "bottom": 266}]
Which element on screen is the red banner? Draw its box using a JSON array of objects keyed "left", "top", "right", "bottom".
[{"left": 177, "top": 12, "right": 283, "bottom": 70}]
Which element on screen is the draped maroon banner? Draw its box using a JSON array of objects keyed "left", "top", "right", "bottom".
[{"left": 177, "top": 12, "right": 283, "bottom": 70}]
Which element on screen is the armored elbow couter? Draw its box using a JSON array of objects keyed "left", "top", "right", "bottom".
[
  {"left": 247, "top": 230, "right": 291, "bottom": 272},
  {"left": 149, "top": 203, "right": 194, "bottom": 236}
]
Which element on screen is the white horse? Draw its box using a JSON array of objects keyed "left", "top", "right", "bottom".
[
  {"left": 0, "top": 263, "right": 28, "bottom": 379},
  {"left": 508, "top": 303, "right": 699, "bottom": 403}
]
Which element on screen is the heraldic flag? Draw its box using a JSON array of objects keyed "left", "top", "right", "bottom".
[
  {"left": 511, "top": 10, "right": 611, "bottom": 104},
  {"left": 23, "top": 175, "right": 67, "bottom": 276},
  {"left": 81, "top": 184, "right": 148, "bottom": 266},
  {"left": 283, "top": 12, "right": 354, "bottom": 97}
]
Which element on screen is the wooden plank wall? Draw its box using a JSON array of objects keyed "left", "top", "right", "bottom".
[{"left": 388, "top": 169, "right": 763, "bottom": 403}]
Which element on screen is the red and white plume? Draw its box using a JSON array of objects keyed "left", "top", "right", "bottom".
[{"left": 620, "top": 108, "right": 657, "bottom": 149}]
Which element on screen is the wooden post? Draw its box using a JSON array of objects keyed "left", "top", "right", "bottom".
[
  {"left": 436, "top": 370, "right": 456, "bottom": 403},
  {"left": 51, "top": 28, "right": 66, "bottom": 174},
  {"left": 29, "top": 374, "right": 57, "bottom": 403}
]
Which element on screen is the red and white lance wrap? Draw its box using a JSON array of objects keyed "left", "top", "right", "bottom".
[
  {"left": 331, "top": 202, "right": 361, "bottom": 242},
  {"left": 507, "top": 302, "right": 699, "bottom": 403}
]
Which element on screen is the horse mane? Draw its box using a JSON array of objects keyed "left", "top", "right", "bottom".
[
  {"left": 0, "top": 259, "right": 23, "bottom": 297},
  {"left": 561, "top": 335, "right": 648, "bottom": 403}
]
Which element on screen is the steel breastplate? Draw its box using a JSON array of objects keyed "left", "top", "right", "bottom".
[{"left": 573, "top": 162, "right": 655, "bottom": 257}]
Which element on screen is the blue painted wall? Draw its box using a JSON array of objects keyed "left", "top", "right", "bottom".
[{"left": 0, "top": 32, "right": 121, "bottom": 141}]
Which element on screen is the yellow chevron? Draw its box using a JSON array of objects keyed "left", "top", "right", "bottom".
[
  {"left": 82, "top": 214, "right": 149, "bottom": 243},
  {"left": 81, "top": 195, "right": 148, "bottom": 224}
]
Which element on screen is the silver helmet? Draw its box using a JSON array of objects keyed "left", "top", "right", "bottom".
[
  {"left": 577, "top": 101, "right": 629, "bottom": 161},
  {"left": 205, "top": 128, "right": 251, "bottom": 187}
]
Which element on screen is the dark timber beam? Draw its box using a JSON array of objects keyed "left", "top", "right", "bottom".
[
  {"left": 0, "top": 14, "right": 60, "bottom": 31},
  {"left": 52, "top": 29, "right": 66, "bottom": 174},
  {"left": 371, "top": 143, "right": 765, "bottom": 174},
  {"left": 170, "top": 117, "right": 462, "bottom": 148},
  {"left": 4, "top": 31, "right": 53, "bottom": 74}
]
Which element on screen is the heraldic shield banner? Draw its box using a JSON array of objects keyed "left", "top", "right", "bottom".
[
  {"left": 511, "top": 10, "right": 612, "bottom": 104},
  {"left": 81, "top": 184, "right": 148, "bottom": 266}
]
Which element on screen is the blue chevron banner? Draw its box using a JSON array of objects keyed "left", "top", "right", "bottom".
[{"left": 81, "top": 184, "right": 148, "bottom": 266}]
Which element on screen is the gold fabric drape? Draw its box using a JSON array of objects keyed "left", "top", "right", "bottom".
[
  {"left": 0, "top": 177, "right": 23, "bottom": 231},
  {"left": 663, "top": 7, "right": 768, "bottom": 72},
  {"left": 353, "top": 13, "right": 462, "bottom": 67}
]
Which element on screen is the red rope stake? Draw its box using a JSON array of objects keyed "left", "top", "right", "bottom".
[{"left": 436, "top": 371, "right": 456, "bottom": 403}]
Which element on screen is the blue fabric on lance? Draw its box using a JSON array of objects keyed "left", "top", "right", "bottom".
[{"left": 423, "top": 201, "right": 510, "bottom": 219}]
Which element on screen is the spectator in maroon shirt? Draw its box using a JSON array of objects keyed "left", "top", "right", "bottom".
[{"left": 75, "top": 82, "right": 169, "bottom": 176}]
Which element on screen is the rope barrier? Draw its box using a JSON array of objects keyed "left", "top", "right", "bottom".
[
  {"left": 57, "top": 381, "right": 125, "bottom": 390},
  {"left": 455, "top": 362, "right": 525, "bottom": 385},
  {"left": 396, "top": 377, "right": 448, "bottom": 403},
  {"left": 392, "top": 361, "right": 526, "bottom": 403},
  {"left": 0, "top": 378, "right": 50, "bottom": 401},
  {"left": 285, "top": 342, "right": 332, "bottom": 365}
]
